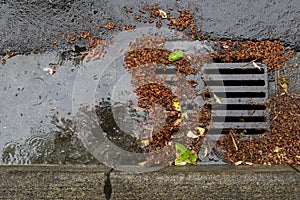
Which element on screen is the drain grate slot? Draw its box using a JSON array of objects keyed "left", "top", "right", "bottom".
[
  {"left": 207, "top": 80, "right": 266, "bottom": 86},
  {"left": 204, "top": 68, "right": 265, "bottom": 74},
  {"left": 205, "top": 74, "right": 266, "bottom": 80},
  {"left": 204, "top": 62, "right": 269, "bottom": 132},
  {"left": 213, "top": 116, "right": 267, "bottom": 122},
  {"left": 214, "top": 92, "right": 266, "bottom": 98}
]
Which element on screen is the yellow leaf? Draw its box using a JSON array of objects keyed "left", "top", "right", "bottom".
[
  {"left": 172, "top": 100, "right": 181, "bottom": 112},
  {"left": 280, "top": 83, "right": 288, "bottom": 93},
  {"left": 195, "top": 127, "right": 206, "bottom": 135}
]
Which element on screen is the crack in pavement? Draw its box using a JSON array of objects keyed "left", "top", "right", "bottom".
[{"left": 104, "top": 168, "right": 113, "bottom": 200}]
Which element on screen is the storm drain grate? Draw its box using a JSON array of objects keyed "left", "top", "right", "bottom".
[
  {"left": 203, "top": 62, "right": 269, "bottom": 133},
  {"left": 156, "top": 62, "right": 270, "bottom": 134}
]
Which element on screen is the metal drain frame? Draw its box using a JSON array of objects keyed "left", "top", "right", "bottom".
[
  {"left": 156, "top": 62, "right": 271, "bottom": 163},
  {"left": 157, "top": 62, "right": 270, "bottom": 134},
  {"left": 203, "top": 62, "right": 270, "bottom": 132}
]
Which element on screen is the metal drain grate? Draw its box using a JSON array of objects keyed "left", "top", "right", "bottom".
[
  {"left": 156, "top": 62, "right": 270, "bottom": 134},
  {"left": 203, "top": 62, "right": 269, "bottom": 132}
]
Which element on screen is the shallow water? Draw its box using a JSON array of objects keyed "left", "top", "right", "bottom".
[
  {"left": 0, "top": 52, "right": 80, "bottom": 164},
  {"left": 0, "top": 29, "right": 224, "bottom": 169}
]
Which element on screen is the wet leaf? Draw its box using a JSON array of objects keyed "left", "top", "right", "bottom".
[
  {"left": 252, "top": 62, "right": 262, "bottom": 71},
  {"left": 273, "top": 146, "right": 282, "bottom": 153},
  {"left": 43, "top": 66, "right": 56, "bottom": 74},
  {"left": 175, "top": 142, "right": 197, "bottom": 165},
  {"left": 173, "top": 118, "right": 181, "bottom": 126},
  {"left": 279, "top": 76, "right": 289, "bottom": 84},
  {"left": 172, "top": 100, "right": 181, "bottom": 112},
  {"left": 138, "top": 160, "right": 147, "bottom": 167},
  {"left": 245, "top": 162, "right": 254, "bottom": 166},
  {"left": 187, "top": 131, "right": 199, "bottom": 138},
  {"left": 195, "top": 127, "right": 206, "bottom": 136},
  {"left": 182, "top": 111, "right": 188, "bottom": 119},
  {"left": 234, "top": 161, "right": 243, "bottom": 166},
  {"left": 168, "top": 50, "right": 184, "bottom": 62},
  {"left": 278, "top": 75, "right": 289, "bottom": 93},
  {"left": 213, "top": 93, "right": 222, "bottom": 104},
  {"left": 1, "top": 59, "right": 6, "bottom": 65},
  {"left": 137, "top": 138, "right": 150, "bottom": 147},
  {"left": 158, "top": 9, "right": 167, "bottom": 19}
]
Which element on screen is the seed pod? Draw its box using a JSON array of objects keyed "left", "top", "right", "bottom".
[{"left": 168, "top": 50, "right": 184, "bottom": 62}]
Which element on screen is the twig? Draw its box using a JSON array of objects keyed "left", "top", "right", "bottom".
[
  {"left": 149, "top": 127, "right": 154, "bottom": 143},
  {"left": 243, "top": 58, "right": 259, "bottom": 67},
  {"left": 229, "top": 131, "right": 239, "bottom": 151}
]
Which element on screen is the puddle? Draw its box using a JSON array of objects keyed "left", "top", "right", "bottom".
[
  {"left": 0, "top": 28, "right": 225, "bottom": 169},
  {"left": 0, "top": 52, "right": 80, "bottom": 164}
]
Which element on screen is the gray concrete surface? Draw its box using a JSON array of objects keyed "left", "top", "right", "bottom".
[
  {"left": 0, "top": 165, "right": 110, "bottom": 199},
  {"left": 111, "top": 165, "right": 300, "bottom": 199},
  {"left": 0, "top": 165, "right": 299, "bottom": 199},
  {"left": 292, "top": 165, "right": 300, "bottom": 172},
  {"left": 0, "top": 0, "right": 299, "bottom": 55},
  {"left": 280, "top": 52, "right": 300, "bottom": 94}
]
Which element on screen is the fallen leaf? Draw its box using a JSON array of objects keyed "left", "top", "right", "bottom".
[
  {"left": 168, "top": 50, "right": 184, "bottom": 62},
  {"left": 213, "top": 93, "right": 222, "bottom": 104},
  {"left": 138, "top": 138, "right": 150, "bottom": 147},
  {"left": 245, "top": 162, "right": 254, "bottom": 166},
  {"left": 158, "top": 9, "right": 167, "bottom": 19},
  {"left": 252, "top": 61, "right": 262, "bottom": 71},
  {"left": 273, "top": 146, "right": 282, "bottom": 153},
  {"left": 172, "top": 100, "right": 181, "bottom": 112},
  {"left": 182, "top": 111, "right": 188, "bottom": 119},
  {"left": 138, "top": 161, "right": 147, "bottom": 167},
  {"left": 195, "top": 127, "right": 205, "bottom": 136},
  {"left": 173, "top": 118, "right": 181, "bottom": 126},
  {"left": 43, "top": 66, "right": 56, "bottom": 74},
  {"left": 280, "top": 83, "right": 288, "bottom": 93},
  {"left": 53, "top": 37, "right": 57, "bottom": 45},
  {"left": 234, "top": 161, "right": 243, "bottom": 166},
  {"left": 187, "top": 131, "right": 199, "bottom": 138},
  {"left": 175, "top": 142, "right": 197, "bottom": 166}
]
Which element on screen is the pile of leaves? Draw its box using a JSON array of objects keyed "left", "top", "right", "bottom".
[
  {"left": 210, "top": 40, "right": 294, "bottom": 70},
  {"left": 124, "top": 36, "right": 208, "bottom": 155},
  {"left": 219, "top": 93, "right": 300, "bottom": 165},
  {"left": 127, "top": 4, "right": 204, "bottom": 40}
]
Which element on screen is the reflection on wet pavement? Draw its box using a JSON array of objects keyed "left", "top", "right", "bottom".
[
  {"left": 0, "top": 52, "right": 80, "bottom": 164},
  {"left": 2, "top": 116, "right": 99, "bottom": 165}
]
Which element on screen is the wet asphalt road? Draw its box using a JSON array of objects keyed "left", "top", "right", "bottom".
[
  {"left": 0, "top": 0, "right": 299, "bottom": 165},
  {"left": 0, "top": 0, "right": 299, "bottom": 55}
]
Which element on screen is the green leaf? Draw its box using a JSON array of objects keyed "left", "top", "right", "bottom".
[
  {"left": 174, "top": 142, "right": 197, "bottom": 165},
  {"left": 168, "top": 50, "right": 184, "bottom": 62}
]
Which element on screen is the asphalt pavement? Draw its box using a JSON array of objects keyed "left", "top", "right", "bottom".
[{"left": 0, "top": 0, "right": 299, "bottom": 55}]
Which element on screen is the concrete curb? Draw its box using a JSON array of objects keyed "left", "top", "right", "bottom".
[{"left": 0, "top": 165, "right": 299, "bottom": 199}]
